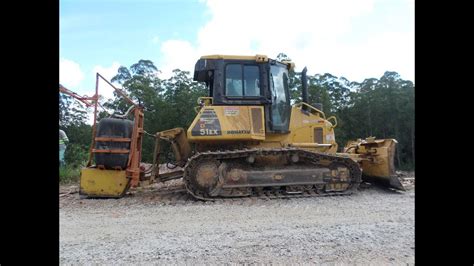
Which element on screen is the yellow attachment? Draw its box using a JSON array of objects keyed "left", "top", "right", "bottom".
[
  {"left": 158, "top": 127, "right": 192, "bottom": 164},
  {"left": 79, "top": 168, "right": 130, "bottom": 198},
  {"left": 344, "top": 138, "right": 398, "bottom": 178}
]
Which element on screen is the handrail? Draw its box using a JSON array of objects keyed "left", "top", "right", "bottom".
[
  {"left": 294, "top": 102, "right": 326, "bottom": 119},
  {"left": 327, "top": 116, "right": 338, "bottom": 128},
  {"left": 195, "top": 97, "right": 213, "bottom": 113},
  {"left": 197, "top": 96, "right": 213, "bottom": 105}
]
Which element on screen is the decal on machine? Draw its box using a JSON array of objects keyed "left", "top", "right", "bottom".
[
  {"left": 326, "top": 134, "right": 335, "bottom": 142},
  {"left": 224, "top": 106, "right": 240, "bottom": 116},
  {"left": 191, "top": 109, "right": 222, "bottom": 136}
]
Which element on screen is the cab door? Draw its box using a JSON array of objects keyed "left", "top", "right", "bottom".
[{"left": 268, "top": 63, "right": 291, "bottom": 133}]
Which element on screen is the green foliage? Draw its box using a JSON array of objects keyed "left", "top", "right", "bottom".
[
  {"left": 64, "top": 123, "right": 93, "bottom": 148},
  {"left": 106, "top": 61, "right": 207, "bottom": 163},
  {"left": 64, "top": 143, "right": 89, "bottom": 168},
  {"left": 59, "top": 93, "right": 89, "bottom": 127},
  {"left": 59, "top": 123, "right": 92, "bottom": 169},
  {"left": 59, "top": 86, "right": 92, "bottom": 181},
  {"left": 334, "top": 71, "right": 415, "bottom": 169},
  {"left": 59, "top": 165, "right": 81, "bottom": 184}
]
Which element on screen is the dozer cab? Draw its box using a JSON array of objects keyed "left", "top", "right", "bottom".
[{"left": 79, "top": 54, "right": 403, "bottom": 200}]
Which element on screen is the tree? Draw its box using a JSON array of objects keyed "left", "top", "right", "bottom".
[
  {"left": 334, "top": 71, "right": 414, "bottom": 169},
  {"left": 276, "top": 53, "right": 291, "bottom": 62},
  {"left": 307, "top": 75, "right": 333, "bottom": 114},
  {"left": 59, "top": 94, "right": 88, "bottom": 127},
  {"left": 59, "top": 93, "right": 93, "bottom": 167}
]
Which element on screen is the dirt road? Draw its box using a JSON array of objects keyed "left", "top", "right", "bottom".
[{"left": 60, "top": 179, "right": 414, "bottom": 264}]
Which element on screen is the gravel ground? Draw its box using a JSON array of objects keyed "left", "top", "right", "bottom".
[{"left": 60, "top": 177, "right": 414, "bottom": 264}]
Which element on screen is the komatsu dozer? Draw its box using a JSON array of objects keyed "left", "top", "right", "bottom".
[{"left": 79, "top": 55, "right": 403, "bottom": 200}]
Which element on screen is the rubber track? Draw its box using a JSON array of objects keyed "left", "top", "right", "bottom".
[{"left": 182, "top": 148, "right": 362, "bottom": 201}]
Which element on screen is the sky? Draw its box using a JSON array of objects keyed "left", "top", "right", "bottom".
[{"left": 60, "top": 0, "right": 414, "bottom": 101}]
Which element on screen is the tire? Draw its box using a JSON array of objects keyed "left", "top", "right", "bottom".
[{"left": 94, "top": 118, "right": 134, "bottom": 169}]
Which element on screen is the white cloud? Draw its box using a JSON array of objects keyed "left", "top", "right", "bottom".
[
  {"left": 159, "top": 40, "right": 198, "bottom": 79},
  {"left": 60, "top": 58, "right": 84, "bottom": 88},
  {"left": 157, "top": 0, "right": 414, "bottom": 82},
  {"left": 341, "top": 31, "right": 415, "bottom": 81},
  {"left": 92, "top": 62, "right": 121, "bottom": 100},
  {"left": 59, "top": 58, "right": 94, "bottom": 124}
]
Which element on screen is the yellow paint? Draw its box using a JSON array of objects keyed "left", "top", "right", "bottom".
[
  {"left": 79, "top": 168, "right": 130, "bottom": 198},
  {"left": 187, "top": 106, "right": 265, "bottom": 141},
  {"left": 343, "top": 138, "right": 398, "bottom": 179},
  {"left": 250, "top": 104, "right": 338, "bottom": 153},
  {"left": 187, "top": 102, "right": 338, "bottom": 153}
]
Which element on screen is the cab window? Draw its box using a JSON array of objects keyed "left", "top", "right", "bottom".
[{"left": 225, "top": 64, "right": 260, "bottom": 97}]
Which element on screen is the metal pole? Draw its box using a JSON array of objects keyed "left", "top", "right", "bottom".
[
  {"left": 87, "top": 73, "right": 100, "bottom": 167},
  {"left": 97, "top": 73, "right": 137, "bottom": 107}
]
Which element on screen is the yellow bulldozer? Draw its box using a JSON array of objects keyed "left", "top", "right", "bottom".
[{"left": 79, "top": 55, "right": 404, "bottom": 200}]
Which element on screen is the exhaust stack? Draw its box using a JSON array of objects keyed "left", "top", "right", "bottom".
[{"left": 301, "top": 67, "right": 308, "bottom": 104}]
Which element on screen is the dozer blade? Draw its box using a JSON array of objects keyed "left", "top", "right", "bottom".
[
  {"left": 362, "top": 174, "right": 406, "bottom": 191},
  {"left": 343, "top": 138, "right": 406, "bottom": 191},
  {"left": 388, "top": 175, "right": 406, "bottom": 191}
]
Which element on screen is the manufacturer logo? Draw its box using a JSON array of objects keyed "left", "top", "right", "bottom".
[{"left": 226, "top": 130, "right": 250, "bottom": 134}]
